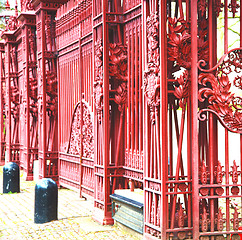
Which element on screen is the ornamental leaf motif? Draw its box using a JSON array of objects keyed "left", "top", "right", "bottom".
[
  {"left": 198, "top": 49, "right": 242, "bottom": 133},
  {"left": 109, "top": 43, "right": 127, "bottom": 82},
  {"left": 94, "top": 41, "right": 128, "bottom": 120},
  {"left": 167, "top": 17, "right": 208, "bottom": 70},
  {"left": 109, "top": 43, "right": 128, "bottom": 112},
  {"left": 168, "top": 16, "right": 208, "bottom": 110},
  {"left": 174, "top": 70, "right": 189, "bottom": 108}
]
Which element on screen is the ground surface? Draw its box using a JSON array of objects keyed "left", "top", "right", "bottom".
[{"left": 0, "top": 167, "right": 142, "bottom": 240}]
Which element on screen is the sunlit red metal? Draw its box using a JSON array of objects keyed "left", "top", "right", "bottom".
[{"left": 1, "top": 0, "right": 242, "bottom": 239}]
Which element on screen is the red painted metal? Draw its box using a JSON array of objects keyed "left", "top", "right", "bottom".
[
  {"left": 32, "top": 0, "right": 62, "bottom": 182},
  {"left": 0, "top": 41, "right": 5, "bottom": 166},
  {"left": 2, "top": 15, "right": 20, "bottom": 166},
  {"left": 1, "top": 0, "right": 242, "bottom": 239},
  {"left": 18, "top": 12, "right": 37, "bottom": 180}
]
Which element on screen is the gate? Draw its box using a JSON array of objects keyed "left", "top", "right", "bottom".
[
  {"left": 142, "top": 0, "right": 242, "bottom": 239},
  {"left": 0, "top": 0, "right": 242, "bottom": 239},
  {"left": 57, "top": 0, "right": 94, "bottom": 195}
]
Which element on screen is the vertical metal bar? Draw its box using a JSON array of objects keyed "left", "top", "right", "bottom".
[
  {"left": 170, "top": 103, "right": 186, "bottom": 229},
  {"left": 150, "top": 124, "right": 153, "bottom": 177},
  {"left": 224, "top": 0, "right": 228, "bottom": 53},
  {"left": 102, "top": 0, "right": 110, "bottom": 221},
  {"left": 209, "top": 114, "right": 215, "bottom": 237},
  {"left": 160, "top": 0, "right": 168, "bottom": 238},
  {"left": 41, "top": 10, "right": 47, "bottom": 178},
  {"left": 131, "top": 28, "right": 135, "bottom": 151},
  {"left": 169, "top": 103, "right": 173, "bottom": 176},
  {"left": 191, "top": 0, "right": 199, "bottom": 238},
  {"left": 0, "top": 44, "right": 3, "bottom": 165},
  {"left": 186, "top": 0, "right": 189, "bottom": 20},
  {"left": 89, "top": 52, "right": 92, "bottom": 103},
  {"left": 178, "top": 0, "right": 184, "bottom": 19},
  {"left": 26, "top": 25, "right": 30, "bottom": 177},
  {"left": 127, "top": 33, "right": 131, "bottom": 151},
  {"left": 224, "top": 1, "right": 229, "bottom": 235},
  {"left": 7, "top": 42, "right": 11, "bottom": 162},
  {"left": 64, "top": 63, "right": 67, "bottom": 144},
  {"left": 139, "top": 24, "right": 143, "bottom": 153},
  {"left": 135, "top": 26, "right": 139, "bottom": 151},
  {"left": 79, "top": 38, "right": 83, "bottom": 197},
  {"left": 225, "top": 129, "right": 230, "bottom": 232},
  {"left": 208, "top": 1, "right": 217, "bottom": 237},
  {"left": 173, "top": 106, "right": 185, "bottom": 175},
  {"left": 155, "top": 110, "right": 160, "bottom": 180}
]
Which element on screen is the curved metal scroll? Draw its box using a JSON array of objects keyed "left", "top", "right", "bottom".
[{"left": 198, "top": 48, "right": 242, "bottom": 133}]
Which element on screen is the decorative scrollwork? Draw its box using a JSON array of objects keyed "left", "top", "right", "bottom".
[
  {"left": 230, "top": 160, "right": 240, "bottom": 184},
  {"left": 214, "top": 0, "right": 224, "bottom": 17},
  {"left": 46, "top": 71, "right": 57, "bottom": 117},
  {"left": 215, "top": 208, "right": 225, "bottom": 231},
  {"left": 168, "top": 17, "right": 208, "bottom": 70},
  {"left": 228, "top": 0, "right": 239, "bottom": 18},
  {"left": 94, "top": 41, "right": 127, "bottom": 120},
  {"left": 215, "top": 160, "right": 224, "bottom": 184},
  {"left": 231, "top": 207, "right": 242, "bottom": 231},
  {"left": 6, "top": 16, "right": 18, "bottom": 32},
  {"left": 94, "top": 39, "right": 103, "bottom": 124},
  {"left": 168, "top": 17, "right": 191, "bottom": 69},
  {"left": 198, "top": 0, "right": 207, "bottom": 17},
  {"left": 82, "top": 101, "right": 94, "bottom": 158},
  {"left": 115, "top": 82, "right": 127, "bottom": 112},
  {"left": 200, "top": 206, "right": 210, "bottom": 232},
  {"left": 109, "top": 43, "right": 128, "bottom": 112},
  {"left": 200, "top": 160, "right": 208, "bottom": 184},
  {"left": 109, "top": 43, "right": 127, "bottom": 82},
  {"left": 144, "top": 12, "right": 160, "bottom": 124},
  {"left": 21, "top": 0, "right": 34, "bottom": 12},
  {"left": 67, "top": 101, "right": 94, "bottom": 158},
  {"left": 10, "top": 82, "right": 19, "bottom": 120},
  {"left": 177, "top": 203, "right": 185, "bottom": 228},
  {"left": 233, "top": 76, "right": 242, "bottom": 90},
  {"left": 168, "top": 16, "right": 208, "bottom": 110},
  {"left": 198, "top": 49, "right": 242, "bottom": 133},
  {"left": 29, "top": 77, "right": 37, "bottom": 117}
]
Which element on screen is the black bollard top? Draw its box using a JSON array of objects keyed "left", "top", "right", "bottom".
[
  {"left": 35, "top": 178, "right": 57, "bottom": 190},
  {"left": 3, "top": 162, "right": 20, "bottom": 194},
  {"left": 3, "top": 162, "right": 19, "bottom": 173}
]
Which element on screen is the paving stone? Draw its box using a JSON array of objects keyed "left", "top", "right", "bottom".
[{"left": 0, "top": 167, "right": 142, "bottom": 240}]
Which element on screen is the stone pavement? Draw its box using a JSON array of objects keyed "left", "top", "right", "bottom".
[{"left": 0, "top": 167, "right": 142, "bottom": 240}]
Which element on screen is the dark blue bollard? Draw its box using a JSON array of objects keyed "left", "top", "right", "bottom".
[
  {"left": 34, "top": 178, "right": 58, "bottom": 224},
  {"left": 3, "top": 162, "right": 20, "bottom": 194}
]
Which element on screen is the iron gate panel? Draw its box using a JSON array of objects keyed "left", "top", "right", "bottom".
[{"left": 0, "top": 0, "right": 242, "bottom": 239}]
